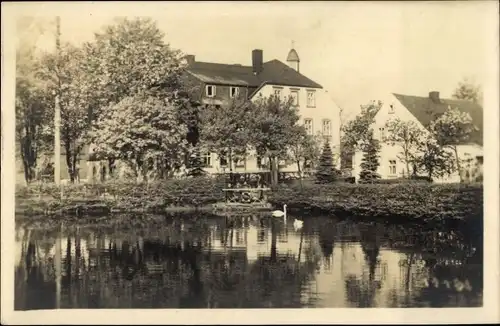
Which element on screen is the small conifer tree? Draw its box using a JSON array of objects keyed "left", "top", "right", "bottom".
[
  {"left": 315, "top": 140, "right": 337, "bottom": 184},
  {"left": 359, "top": 131, "right": 381, "bottom": 183},
  {"left": 187, "top": 146, "right": 206, "bottom": 177}
]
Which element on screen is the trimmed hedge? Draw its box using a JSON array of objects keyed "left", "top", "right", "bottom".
[
  {"left": 16, "top": 176, "right": 226, "bottom": 216},
  {"left": 268, "top": 182, "right": 483, "bottom": 225}
]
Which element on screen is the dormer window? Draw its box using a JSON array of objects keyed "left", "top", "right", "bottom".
[
  {"left": 206, "top": 85, "right": 216, "bottom": 98},
  {"left": 230, "top": 86, "right": 239, "bottom": 98}
]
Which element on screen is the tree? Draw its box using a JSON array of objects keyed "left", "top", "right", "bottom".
[
  {"left": 187, "top": 145, "right": 207, "bottom": 178},
  {"left": 359, "top": 130, "right": 381, "bottom": 183},
  {"left": 249, "top": 95, "right": 301, "bottom": 186},
  {"left": 83, "top": 17, "right": 186, "bottom": 116},
  {"left": 430, "top": 106, "right": 477, "bottom": 182},
  {"left": 90, "top": 95, "right": 189, "bottom": 182},
  {"left": 15, "top": 17, "right": 53, "bottom": 183},
  {"left": 289, "top": 128, "right": 323, "bottom": 184},
  {"left": 452, "top": 77, "right": 483, "bottom": 104},
  {"left": 315, "top": 140, "right": 337, "bottom": 184},
  {"left": 341, "top": 101, "right": 382, "bottom": 169},
  {"left": 384, "top": 118, "right": 424, "bottom": 177},
  {"left": 38, "top": 43, "right": 92, "bottom": 182},
  {"left": 198, "top": 99, "right": 254, "bottom": 172},
  {"left": 416, "top": 135, "right": 453, "bottom": 181}
]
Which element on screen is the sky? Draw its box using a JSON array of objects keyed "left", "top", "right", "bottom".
[{"left": 9, "top": 1, "right": 497, "bottom": 120}]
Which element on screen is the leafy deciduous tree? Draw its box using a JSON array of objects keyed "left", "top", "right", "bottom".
[
  {"left": 416, "top": 136, "right": 453, "bottom": 181},
  {"left": 452, "top": 77, "right": 483, "bottom": 104},
  {"left": 384, "top": 118, "right": 424, "bottom": 177},
  {"left": 91, "top": 95, "right": 189, "bottom": 182},
  {"left": 249, "top": 95, "right": 301, "bottom": 186},
  {"left": 430, "top": 106, "right": 477, "bottom": 182}
]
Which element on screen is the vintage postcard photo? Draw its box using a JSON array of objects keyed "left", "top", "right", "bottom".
[{"left": 1, "top": 1, "right": 499, "bottom": 324}]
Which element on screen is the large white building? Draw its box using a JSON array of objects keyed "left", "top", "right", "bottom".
[
  {"left": 184, "top": 46, "right": 342, "bottom": 174},
  {"left": 352, "top": 91, "right": 483, "bottom": 183}
]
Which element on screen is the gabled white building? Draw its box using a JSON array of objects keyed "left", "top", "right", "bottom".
[{"left": 352, "top": 91, "right": 483, "bottom": 183}]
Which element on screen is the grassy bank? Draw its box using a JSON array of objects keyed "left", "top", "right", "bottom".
[
  {"left": 268, "top": 182, "right": 483, "bottom": 226},
  {"left": 16, "top": 177, "right": 226, "bottom": 217}
]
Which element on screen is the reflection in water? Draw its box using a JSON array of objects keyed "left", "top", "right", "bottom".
[{"left": 14, "top": 214, "right": 482, "bottom": 309}]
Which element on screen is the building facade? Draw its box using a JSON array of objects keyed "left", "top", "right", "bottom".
[
  {"left": 185, "top": 47, "right": 341, "bottom": 174},
  {"left": 352, "top": 91, "right": 483, "bottom": 183}
]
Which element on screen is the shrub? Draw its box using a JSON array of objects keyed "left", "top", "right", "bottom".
[{"left": 268, "top": 182, "right": 483, "bottom": 223}]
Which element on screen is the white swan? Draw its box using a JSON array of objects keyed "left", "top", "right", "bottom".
[
  {"left": 272, "top": 204, "right": 287, "bottom": 219},
  {"left": 293, "top": 219, "right": 304, "bottom": 229}
]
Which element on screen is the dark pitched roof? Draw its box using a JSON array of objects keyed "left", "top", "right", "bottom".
[
  {"left": 392, "top": 93, "right": 483, "bottom": 146},
  {"left": 186, "top": 59, "right": 322, "bottom": 90}
]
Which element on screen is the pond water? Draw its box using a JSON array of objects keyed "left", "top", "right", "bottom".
[{"left": 14, "top": 213, "right": 482, "bottom": 309}]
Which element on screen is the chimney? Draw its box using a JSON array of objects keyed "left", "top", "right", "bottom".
[
  {"left": 429, "top": 91, "right": 440, "bottom": 103},
  {"left": 184, "top": 54, "right": 195, "bottom": 66},
  {"left": 252, "top": 49, "right": 263, "bottom": 74}
]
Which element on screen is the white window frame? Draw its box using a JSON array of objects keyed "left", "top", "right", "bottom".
[
  {"left": 206, "top": 85, "right": 216, "bottom": 98},
  {"left": 273, "top": 87, "right": 283, "bottom": 100},
  {"left": 379, "top": 127, "right": 386, "bottom": 141},
  {"left": 306, "top": 90, "right": 316, "bottom": 108},
  {"left": 389, "top": 159, "right": 397, "bottom": 176},
  {"left": 304, "top": 118, "right": 313, "bottom": 135},
  {"left": 202, "top": 152, "right": 212, "bottom": 168},
  {"left": 230, "top": 86, "right": 239, "bottom": 99},
  {"left": 290, "top": 89, "right": 299, "bottom": 106},
  {"left": 322, "top": 119, "right": 332, "bottom": 136}
]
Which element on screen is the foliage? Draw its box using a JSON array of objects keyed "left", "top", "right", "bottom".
[
  {"left": 384, "top": 118, "right": 425, "bottom": 177},
  {"left": 15, "top": 17, "right": 53, "bottom": 183},
  {"left": 340, "top": 100, "right": 382, "bottom": 168},
  {"left": 249, "top": 95, "right": 302, "bottom": 185},
  {"left": 38, "top": 43, "right": 94, "bottom": 182},
  {"left": 452, "top": 77, "right": 483, "bottom": 104},
  {"left": 90, "top": 95, "right": 189, "bottom": 182},
  {"left": 82, "top": 17, "right": 186, "bottom": 111},
  {"left": 268, "top": 182, "right": 483, "bottom": 223},
  {"left": 198, "top": 99, "right": 254, "bottom": 170},
  {"left": 16, "top": 176, "right": 226, "bottom": 215},
  {"left": 359, "top": 130, "right": 381, "bottom": 183},
  {"left": 288, "top": 127, "right": 322, "bottom": 176},
  {"left": 416, "top": 136, "right": 454, "bottom": 180},
  {"left": 315, "top": 141, "right": 338, "bottom": 184},
  {"left": 187, "top": 146, "right": 207, "bottom": 177},
  {"left": 430, "top": 106, "right": 477, "bottom": 182}
]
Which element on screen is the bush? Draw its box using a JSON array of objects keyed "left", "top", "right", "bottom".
[
  {"left": 268, "top": 182, "right": 483, "bottom": 223},
  {"left": 16, "top": 176, "right": 226, "bottom": 214}
]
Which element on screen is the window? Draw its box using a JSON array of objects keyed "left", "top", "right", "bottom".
[
  {"left": 306, "top": 90, "right": 316, "bottom": 107},
  {"left": 234, "top": 156, "right": 246, "bottom": 168},
  {"left": 219, "top": 155, "right": 228, "bottom": 167},
  {"left": 389, "top": 160, "right": 397, "bottom": 176},
  {"left": 206, "top": 85, "right": 216, "bottom": 97},
  {"left": 389, "top": 104, "right": 395, "bottom": 114},
  {"left": 230, "top": 86, "right": 239, "bottom": 99},
  {"left": 379, "top": 127, "right": 386, "bottom": 141},
  {"left": 257, "top": 155, "right": 267, "bottom": 169},
  {"left": 290, "top": 89, "right": 299, "bottom": 106},
  {"left": 273, "top": 87, "right": 283, "bottom": 100},
  {"left": 202, "top": 152, "right": 212, "bottom": 168},
  {"left": 278, "top": 159, "right": 287, "bottom": 167},
  {"left": 322, "top": 119, "right": 332, "bottom": 136},
  {"left": 304, "top": 118, "right": 313, "bottom": 135}
]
